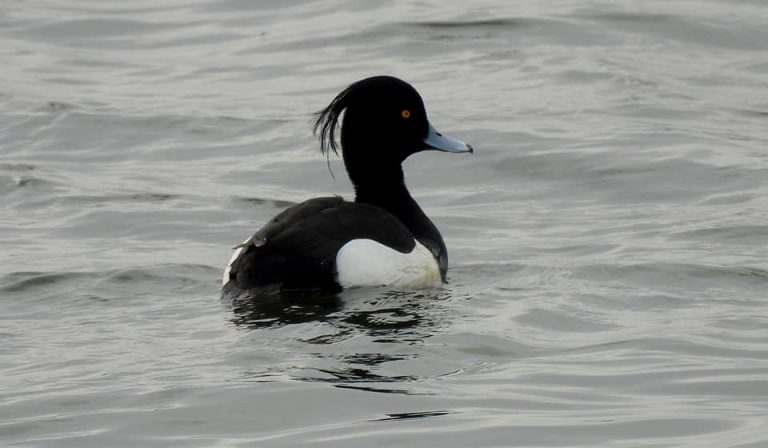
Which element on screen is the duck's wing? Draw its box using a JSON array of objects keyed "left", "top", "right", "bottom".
[{"left": 224, "top": 197, "right": 415, "bottom": 292}]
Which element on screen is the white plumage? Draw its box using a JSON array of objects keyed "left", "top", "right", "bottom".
[
  {"left": 222, "top": 240, "right": 248, "bottom": 286},
  {"left": 335, "top": 239, "right": 441, "bottom": 288}
]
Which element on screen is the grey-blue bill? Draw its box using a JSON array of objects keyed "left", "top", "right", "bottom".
[{"left": 423, "top": 123, "right": 473, "bottom": 153}]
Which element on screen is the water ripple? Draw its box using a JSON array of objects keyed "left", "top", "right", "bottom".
[{"left": 2, "top": 0, "right": 768, "bottom": 446}]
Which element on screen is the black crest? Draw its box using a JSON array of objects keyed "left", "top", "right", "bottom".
[{"left": 312, "top": 83, "right": 353, "bottom": 156}]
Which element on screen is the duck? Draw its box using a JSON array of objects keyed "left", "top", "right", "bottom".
[{"left": 222, "top": 75, "right": 472, "bottom": 296}]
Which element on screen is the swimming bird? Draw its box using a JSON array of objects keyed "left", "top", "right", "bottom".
[{"left": 222, "top": 76, "right": 472, "bottom": 296}]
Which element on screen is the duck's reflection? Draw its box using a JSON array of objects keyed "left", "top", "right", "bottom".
[
  {"left": 224, "top": 288, "right": 446, "bottom": 332},
  {"left": 225, "top": 291, "right": 343, "bottom": 328},
  {"left": 224, "top": 288, "right": 455, "bottom": 394}
]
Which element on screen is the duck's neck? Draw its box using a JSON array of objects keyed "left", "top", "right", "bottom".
[{"left": 353, "top": 165, "right": 447, "bottom": 279}]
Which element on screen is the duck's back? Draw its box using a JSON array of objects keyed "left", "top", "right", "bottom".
[{"left": 222, "top": 197, "right": 419, "bottom": 295}]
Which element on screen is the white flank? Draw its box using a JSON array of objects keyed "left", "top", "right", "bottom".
[
  {"left": 222, "top": 240, "right": 248, "bottom": 286},
  {"left": 335, "top": 239, "right": 441, "bottom": 289}
]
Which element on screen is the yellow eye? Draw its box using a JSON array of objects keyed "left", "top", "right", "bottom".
[{"left": 401, "top": 109, "right": 411, "bottom": 119}]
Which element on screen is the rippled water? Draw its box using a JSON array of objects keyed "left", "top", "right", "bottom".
[{"left": 2, "top": 0, "right": 768, "bottom": 446}]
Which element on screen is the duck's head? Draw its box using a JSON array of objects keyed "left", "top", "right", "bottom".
[{"left": 313, "top": 76, "right": 472, "bottom": 184}]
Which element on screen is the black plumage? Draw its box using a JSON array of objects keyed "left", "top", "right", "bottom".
[
  {"left": 223, "top": 76, "right": 472, "bottom": 297},
  {"left": 224, "top": 197, "right": 415, "bottom": 294}
]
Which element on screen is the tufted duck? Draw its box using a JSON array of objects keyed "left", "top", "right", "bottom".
[{"left": 222, "top": 76, "right": 472, "bottom": 296}]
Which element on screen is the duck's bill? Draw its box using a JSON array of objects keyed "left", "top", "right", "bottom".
[{"left": 423, "top": 123, "right": 474, "bottom": 153}]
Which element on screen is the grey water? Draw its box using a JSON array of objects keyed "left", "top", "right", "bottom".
[{"left": 2, "top": 0, "right": 768, "bottom": 446}]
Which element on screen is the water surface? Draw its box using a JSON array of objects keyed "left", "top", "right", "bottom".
[{"left": 2, "top": 0, "right": 768, "bottom": 446}]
